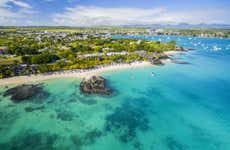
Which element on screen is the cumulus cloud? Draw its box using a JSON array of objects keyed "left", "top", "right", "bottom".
[
  {"left": 0, "top": 2, "right": 229, "bottom": 26},
  {"left": 43, "top": 0, "right": 77, "bottom": 2},
  {"left": 0, "top": 0, "right": 34, "bottom": 25},
  {"left": 10, "top": 0, "right": 32, "bottom": 8},
  {"left": 0, "top": 0, "right": 32, "bottom": 8},
  {"left": 53, "top": 6, "right": 230, "bottom": 26}
]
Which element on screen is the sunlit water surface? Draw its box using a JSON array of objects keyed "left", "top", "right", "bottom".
[{"left": 0, "top": 35, "right": 230, "bottom": 150}]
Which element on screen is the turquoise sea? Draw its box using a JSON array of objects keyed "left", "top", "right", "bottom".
[{"left": 0, "top": 35, "right": 230, "bottom": 150}]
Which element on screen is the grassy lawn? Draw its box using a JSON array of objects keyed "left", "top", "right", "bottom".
[
  {"left": 0, "top": 38, "right": 10, "bottom": 46},
  {"left": 45, "top": 28, "right": 84, "bottom": 32},
  {"left": 0, "top": 27, "right": 148, "bottom": 33},
  {"left": 0, "top": 56, "right": 22, "bottom": 65},
  {"left": 0, "top": 28, "right": 17, "bottom": 32}
]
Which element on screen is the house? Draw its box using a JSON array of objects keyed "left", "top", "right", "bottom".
[
  {"left": 102, "top": 47, "right": 113, "bottom": 52},
  {"left": 135, "top": 50, "right": 147, "bottom": 57},
  {"left": 0, "top": 47, "right": 7, "bottom": 54},
  {"left": 146, "top": 29, "right": 156, "bottom": 34}
]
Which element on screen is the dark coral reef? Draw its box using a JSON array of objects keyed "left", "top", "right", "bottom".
[{"left": 3, "top": 84, "right": 49, "bottom": 103}]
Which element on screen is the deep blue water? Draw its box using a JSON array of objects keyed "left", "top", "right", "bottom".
[{"left": 0, "top": 35, "right": 230, "bottom": 150}]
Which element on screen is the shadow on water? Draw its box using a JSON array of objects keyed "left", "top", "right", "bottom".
[
  {"left": 188, "top": 124, "right": 221, "bottom": 149},
  {"left": 0, "top": 130, "right": 58, "bottom": 150},
  {"left": 165, "top": 136, "right": 187, "bottom": 150},
  {"left": 0, "top": 110, "right": 19, "bottom": 127},
  {"left": 131, "top": 85, "right": 168, "bottom": 101},
  {"left": 70, "top": 129, "right": 102, "bottom": 150},
  {"left": 104, "top": 97, "right": 150, "bottom": 149},
  {"left": 167, "top": 110, "right": 222, "bottom": 150},
  {"left": 72, "top": 92, "right": 98, "bottom": 105},
  {"left": 24, "top": 105, "right": 45, "bottom": 112},
  {"left": 2, "top": 84, "right": 49, "bottom": 104},
  {"left": 55, "top": 109, "right": 79, "bottom": 122}
]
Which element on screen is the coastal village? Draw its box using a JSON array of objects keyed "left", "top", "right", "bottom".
[
  {"left": 0, "top": 28, "right": 185, "bottom": 79},
  {"left": 0, "top": 27, "right": 229, "bottom": 87},
  {"left": 0, "top": 0, "right": 230, "bottom": 149},
  {"left": 1, "top": 0, "right": 230, "bottom": 149}
]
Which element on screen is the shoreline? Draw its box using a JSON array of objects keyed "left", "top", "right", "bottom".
[
  {"left": 0, "top": 50, "right": 183, "bottom": 86},
  {"left": 0, "top": 61, "right": 152, "bottom": 86}
]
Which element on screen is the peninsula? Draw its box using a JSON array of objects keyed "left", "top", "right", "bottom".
[{"left": 0, "top": 28, "right": 186, "bottom": 85}]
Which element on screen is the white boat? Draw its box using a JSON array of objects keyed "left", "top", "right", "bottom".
[{"left": 213, "top": 45, "right": 221, "bottom": 51}]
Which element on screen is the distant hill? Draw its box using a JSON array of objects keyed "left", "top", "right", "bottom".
[
  {"left": 122, "top": 23, "right": 230, "bottom": 29},
  {"left": 0, "top": 23, "right": 230, "bottom": 29}
]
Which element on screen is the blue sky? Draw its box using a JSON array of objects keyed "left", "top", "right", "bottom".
[{"left": 0, "top": 0, "right": 229, "bottom": 26}]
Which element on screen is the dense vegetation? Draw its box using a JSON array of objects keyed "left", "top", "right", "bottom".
[
  {"left": 0, "top": 29, "right": 180, "bottom": 78},
  {"left": 1, "top": 26, "right": 229, "bottom": 37}
]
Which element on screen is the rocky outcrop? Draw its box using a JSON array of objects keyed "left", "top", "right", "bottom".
[
  {"left": 3, "top": 84, "right": 47, "bottom": 102},
  {"left": 171, "top": 60, "right": 190, "bottom": 64},
  {"left": 150, "top": 58, "right": 164, "bottom": 65},
  {"left": 176, "top": 46, "right": 186, "bottom": 51},
  {"left": 80, "top": 76, "right": 112, "bottom": 95},
  {"left": 149, "top": 52, "right": 170, "bottom": 65},
  {"left": 158, "top": 53, "right": 170, "bottom": 59}
]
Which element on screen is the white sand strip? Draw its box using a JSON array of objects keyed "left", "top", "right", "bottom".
[{"left": 0, "top": 61, "right": 152, "bottom": 86}]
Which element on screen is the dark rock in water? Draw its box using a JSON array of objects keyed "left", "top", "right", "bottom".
[
  {"left": 80, "top": 76, "right": 112, "bottom": 95},
  {"left": 176, "top": 46, "right": 186, "bottom": 51},
  {"left": 3, "top": 84, "right": 47, "bottom": 103},
  {"left": 149, "top": 52, "right": 169, "bottom": 65},
  {"left": 158, "top": 53, "right": 170, "bottom": 59},
  {"left": 188, "top": 48, "right": 195, "bottom": 51},
  {"left": 172, "top": 60, "right": 190, "bottom": 64},
  {"left": 150, "top": 52, "right": 170, "bottom": 60},
  {"left": 150, "top": 59, "right": 164, "bottom": 65}
]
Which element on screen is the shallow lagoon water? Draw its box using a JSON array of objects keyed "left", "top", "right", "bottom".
[{"left": 0, "top": 36, "right": 230, "bottom": 150}]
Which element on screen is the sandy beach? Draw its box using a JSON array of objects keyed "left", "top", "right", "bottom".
[
  {"left": 0, "top": 50, "right": 183, "bottom": 86},
  {"left": 0, "top": 61, "right": 152, "bottom": 86},
  {"left": 164, "top": 50, "right": 186, "bottom": 55}
]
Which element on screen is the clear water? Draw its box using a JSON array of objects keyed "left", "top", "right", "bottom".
[{"left": 0, "top": 36, "right": 230, "bottom": 150}]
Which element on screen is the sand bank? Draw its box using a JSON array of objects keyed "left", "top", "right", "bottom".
[{"left": 0, "top": 61, "right": 151, "bottom": 86}]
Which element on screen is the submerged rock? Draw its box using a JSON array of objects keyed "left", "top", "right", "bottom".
[
  {"left": 165, "top": 136, "right": 187, "bottom": 150},
  {"left": 80, "top": 76, "right": 112, "bottom": 95},
  {"left": 70, "top": 129, "right": 102, "bottom": 149},
  {"left": 0, "top": 130, "right": 58, "bottom": 150},
  {"left": 105, "top": 100, "right": 149, "bottom": 143},
  {"left": 172, "top": 60, "right": 190, "bottom": 64},
  {"left": 3, "top": 84, "right": 47, "bottom": 102},
  {"left": 56, "top": 110, "right": 79, "bottom": 121}
]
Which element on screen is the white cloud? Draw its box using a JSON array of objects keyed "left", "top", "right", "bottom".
[
  {"left": 0, "top": 0, "right": 34, "bottom": 25},
  {"left": 10, "top": 0, "right": 32, "bottom": 8},
  {"left": 0, "top": 0, "right": 11, "bottom": 7},
  {"left": 0, "top": 0, "right": 32, "bottom": 8},
  {"left": 53, "top": 6, "right": 230, "bottom": 26},
  {"left": 0, "top": 2, "right": 229, "bottom": 26},
  {"left": 43, "top": 0, "right": 77, "bottom": 2}
]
